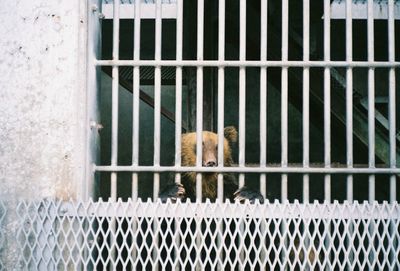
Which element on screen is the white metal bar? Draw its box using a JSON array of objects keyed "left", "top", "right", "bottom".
[
  {"left": 367, "top": 0, "right": 375, "bottom": 203},
  {"left": 174, "top": 3, "right": 183, "bottom": 267},
  {"left": 175, "top": 0, "right": 183, "bottom": 186},
  {"left": 153, "top": 0, "right": 162, "bottom": 201},
  {"left": 131, "top": 2, "right": 141, "bottom": 268},
  {"left": 238, "top": 0, "right": 246, "bottom": 188},
  {"left": 195, "top": 0, "right": 204, "bottom": 203},
  {"left": 388, "top": 0, "right": 396, "bottom": 203},
  {"left": 216, "top": 2, "right": 225, "bottom": 267},
  {"left": 95, "top": 165, "right": 400, "bottom": 174},
  {"left": 55, "top": 200, "right": 400, "bottom": 219},
  {"left": 110, "top": 2, "right": 120, "bottom": 270},
  {"left": 217, "top": 0, "right": 225, "bottom": 202},
  {"left": 238, "top": 4, "right": 246, "bottom": 266},
  {"left": 345, "top": 0, "right": 353, "bottom": 202},
  {"left": 367, "top": 2, "right": 376, "bottom": 260},
  {"left": 281, "top": 0, "right": 288, "bottom": 202},
  {"left": 111, "top": 0, "right": 120, "bottom": 202},
  {"left": 96, "top": 59, "right": 400, "bottom": 68},
  {"left": 303, "top": 0, "right": 310, "bottom": 203},
  {"left": 281, "top": 2, "right": 289, "bottom": 268},
  {"left": 259, "top": 0, "right": 267, "bottom": 199},
  {"left": 153, "top": 2, "right": 162, "bottom": 270},
  {"left": 324, "top": 0, "right": 331, "bottom": 202},
  {"left": 132, "top": 0, "right": 141, "bottom": 201}
]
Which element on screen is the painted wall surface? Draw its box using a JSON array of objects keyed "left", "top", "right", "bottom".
[{"left": 0, "top": 1, "right": 86, "bottom": 268}]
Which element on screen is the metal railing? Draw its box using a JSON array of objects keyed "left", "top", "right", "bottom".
[{"left": 2, "top": 199, "right": 398, "bottom": 270}]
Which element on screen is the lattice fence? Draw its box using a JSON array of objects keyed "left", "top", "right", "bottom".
[{"left": 0, "top": 200, "right": 398, "bottom": 270}]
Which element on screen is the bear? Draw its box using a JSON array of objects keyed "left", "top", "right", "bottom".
[{"left": 159, "top": 126, "right": 264, "bottom": 203}]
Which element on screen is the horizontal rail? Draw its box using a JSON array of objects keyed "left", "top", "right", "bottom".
[
  {"left": 95, "top": 59, "right": 400, "bottom": 68},
  {"left": 54, "top": 200, "right": 400, "bottom": 219},
  {"left": 94, "top": 165, "right": 400, "bottom": 174}
]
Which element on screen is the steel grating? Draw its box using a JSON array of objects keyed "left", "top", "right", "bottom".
[{"left": 5, "top": 199, "right": 399, "bottom": 270}]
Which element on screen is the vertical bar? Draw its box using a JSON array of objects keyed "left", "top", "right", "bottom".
[
  {"left": 196, "top": 0, "right": 204, "bottom": 202},
  {"left": 175, "top": 0, "right": 183, "bottom": 186},
  {"left": 174, "top": 2, "right": 183, "bottom": 270},
  {"left": 345, "top": 0, "right": 353, "bottom": 202},
  {"left": 367, "top": 0, "right": 375, "bottom": 203},
  {"left": 281, "top": 0, "right": 288, "bottom": 202},
  {"left": 323, "top": 0, "right": 331, "bottom": 202},
  {"left": 238, "top": 1, "right": 247, "bottom": 269},
  {"left": 216, "top": 4, "right": 225, "bottom": 269},
  {"left": 110, "top": 2, "right": 120, "bottom": 270},
  {"left": 366, "top": 1, "right": 376, "bottom": 268},
  {"left": 302, "top": 0, "right": 310, "bottom": 203},
  {"left": 217, "top": 0, "right": 225, "bottom": 202},
  {"left": 153, "top": 2, "right": 162, "bottom": 270},
  {"left": 131, "top": 2, "right": 141, "bottom": 269},
  {"left": 195, "top": 1, "right": 204, "bottom": 270},
  {"left": 110, "top": 0, "right": 120, "bottom": 202},
  {"left": 302, "top": 2, "right": 311, "bottom": 268},
  {"left": 259, "top": 0, "right": 268, "bottom": 199},
  {"left": 323, "top": 2, "right": 331, "bottom": 270},
  {"left": 388, "top": 1, "right": 397, "bottom": 267},
  {"left": 153, "top": 0, "right": 162, "bottom": 201},
  {"left": 238, "top": 0, "right": 246, "bottom": 188},
  {"left": 260, "top": 78, "right": 268, "bottom": 262},
  {"left": 132, "top": 0, "right": 141, "bottom": 201},
  {"left": 281, "top": 1, "right": 289, "bottom": 270},
  {"left": 388, "top": 0, "right": 396, "bottom": 203}
]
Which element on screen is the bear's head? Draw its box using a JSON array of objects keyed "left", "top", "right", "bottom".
[
  {"left": 181, "top": 126, "right": 238, "bottom": 168},
  {"left": 180, "top": 126, "right": 237, "bottom": 200}
]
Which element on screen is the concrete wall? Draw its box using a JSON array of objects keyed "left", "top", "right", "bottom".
[
  {"left": 0, "top": 0, "right": 86, "bottom": 201},
  {"left": 0, "top": 1, "right": 86, "bottom": 268}
]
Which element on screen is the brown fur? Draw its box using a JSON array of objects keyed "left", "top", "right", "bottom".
[{"left": 181, "top": 127, "right": 237, "bottom": 200}]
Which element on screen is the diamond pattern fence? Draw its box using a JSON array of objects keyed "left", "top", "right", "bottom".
[{"left": 1, "top": 199, "right": 398, "bottom": 270}]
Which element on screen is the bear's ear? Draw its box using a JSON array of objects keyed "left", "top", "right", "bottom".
[{"left": 224, "top": 126, "right": 237, "bottom": 143}]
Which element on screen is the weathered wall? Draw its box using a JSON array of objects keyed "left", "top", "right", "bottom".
[
  {"left": 0, "top": 0, "right": 86, "bottom": 201},
  {"left": 0, "top": 0, "right": 86, "bottom": 268}
]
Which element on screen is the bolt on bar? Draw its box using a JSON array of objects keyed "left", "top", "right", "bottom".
[
  {"left": 196, "top": 0, "right": 204, "bottom": 202},
  {"left": 345, "top": 0, "right": 353, "bottom": 202},
  {"left": 281, "top": 0, "right": 289, "bottom": 202},
  {"left": 175, "top": 0, "right": 183, "bottom": 186},
  {"left": 238, "top": 0, "right": 246, "bottom": 188},
  {"left": 367, "top": 0, "right": 375, "bottom": 203},
  {"left": 259, "top": 0, "right": 268, "bottom": 199},
  {"left": 153, "top": 0, "right": 162, "bottom": 201},
  {"left": 324, "top": 0, "right": 331, "bottom": 202},
  {"left": 388, "top": 0, "right": 396, "bottom": 203},
  {"left": 303, "top": 0, "right": 310, "bottom": 203},
  {"left": 111, "top": 0, "right": 120, "bottom": 201},
  {"left": 217, "top": 0, "right": 225, "bottom": 202},
  {"left": 132, "top": 0, "right": 141, "bottom": 201}
]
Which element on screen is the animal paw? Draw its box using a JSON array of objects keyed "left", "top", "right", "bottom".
[
  {"left": 159, "top": 183, "right": 186, "bottom": 203},
  {"left": 233, "top": 187, "right": 264, "bottom": 204}
]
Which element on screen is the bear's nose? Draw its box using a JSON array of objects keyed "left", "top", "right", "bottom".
[{"left": 205, "top": 161, "right": 217, "bottom": 167}]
